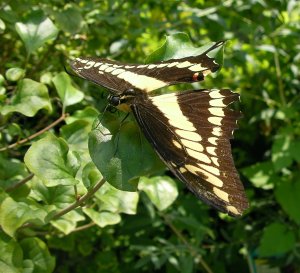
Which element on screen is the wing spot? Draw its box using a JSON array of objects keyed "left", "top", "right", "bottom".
[
  {"left": 209, "top": 90, "right": 225, "bottom": 99},
  {"left": 212, "top": 127, "right": 222, "bottom": 137},
  {"left": 94, "top": 62, "right": 102, "bottom": 67},
  {"left": 157, "top": 63, "right": 169, "bottom": 68},
  {"left": 181, "top": 139, "right": 203, "bottom": 152},
  {"left": 208, "top": 137, "right": 218, "bottom": 145},
  {"left": 176, "top": 130, "right": 202, "bottom": 141},
  {"left": 80, "top": 59, "right": 88, "bottom": 64},
  {"left": 227, "top": 206, "right": 240, "bottom": 215},
  {"left": 148, "top": 64, "right": 156, "bottom": 69},
  {"left": 137, "top": 65, "right": 147, "bottom": 68},
  {"left": 186, "top": 149, "right": 211, "bottom": 164},
  {"left": 99, "top": 64, "right": 110, "bottom": 71},
  {"left": 176, "top": 61, "right": 192, "bottom": 68},
  {"left": 124, "top": 65, "right": 134, "bottom": 68},
  {"left": 198, "top": 163, "right": 220, "bottom": 176},
  {"left": 208, "top": 117, "right": 222, "bottom": 126},
  {"left": 172, "top": 140, "right": 181, "bottom": 149},
  {"left": 207, "top": 146, "right": 217, "bottom": 156},
  {"left": 111, "top": 68, "right": 125, "bottom": 75},
  {"left": 213, "top": 187, "right": 229, "bottom": 202},
  {"left": 84, "top": 61, "right": 95, "bottom": 69},
  {"left": 179, "top": 167, "right": 188, "bottom": 173},
  {"left": 211, "top": 157, "right": 219, "bottom": 166},
  {"left": 209, "top": 98, "right": 226, "bottom": 107},
  {"left": 186, "top": 165, "right": 223, "bottom": 187},
  {"left": 105, "top": 67, "right": 115, "bottom": 73},
  {"left": 209, "top": 107, "right": 225, "bottom": 116},
  {"left": 167, "top": 62, "right": 179, "bottom": 67},
  {"left": 189, "top": 64, "right": 206, "bottom": 71}
]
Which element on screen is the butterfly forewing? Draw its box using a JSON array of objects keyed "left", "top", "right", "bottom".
[
  {"left": 132, "top": 89, "right": 248, "bottom": 216},
  {"left": 70, "top": 41, "right": 223, "bottom": 95}
]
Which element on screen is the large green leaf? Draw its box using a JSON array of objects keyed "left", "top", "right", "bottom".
[
  {"left": 95, "top": 182, "right": 139, "bottom": 215},
  {"left": 275, "top": 180, "right": 300, "bottom": 224},
  {"left": 53, "top": 5, "right": 83, "bottom": 34},
  {"left": 145, "top": 32, "right": 224, "bottom": 64},
  {"left": 0, "top": 233, "right": 23, "bottom": 273},
  {"left": 20, "top": 237, "right": 55, "bottom": 273},
  {"left": 0, "top": 196, "right": 47, "bottom": 237},
  {"left": 52, "top": 72, "right": 84, "bottom": 110},
  {"left": 50, "top": 210, "right": 85, "bottom": 234},
  {"left": 15, "top": 10, "right": 58, "bottom": 55},
  {"left": 258, "top": 222, "right": 296, "bottom": 257},
  {"left": 0, "top": 79, "right": 52, "bottom": 117},
  {"left": 138, "top": 176, "right": 178, "bottom": 211},
  {"left": 24, "top": 133, "right": 81, "bottom": 187},
  {"left": 89, "top": 113, "right": 164, "bottom": 191},
  {"left": 271, "top": 134, "right": 293, "bottom": 171},
  {"left": 83, "top": 208, "right": 121, "bottom": 228}
]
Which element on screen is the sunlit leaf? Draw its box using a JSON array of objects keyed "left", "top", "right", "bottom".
[
  {"left": 24, "top": 133, "right": 81, "bottom": 187},
  {"left": 139, "top": 176, "right": 178, "bottom": 211},
  {"left": 15, "top": 10, "right": 58, "bottom": 55},
  {"left": 0, "top": 196, "right": 47, "bottom": 237},
  {"left": 83, "top": 208, "right": 121, "bottom": 227},
  {"left": 20, "top": 237, "right": 55, "bottom": 273},
  {"left": 0, "top": 79, "right": 52, "bottom": 117},
  {"left": 5, "top": 68, "right": 25, "bottom": 82},
  {"left": 52, "top": 72, "right": 84, "bottom": 110}
]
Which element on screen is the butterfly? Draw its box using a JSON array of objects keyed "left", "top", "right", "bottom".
[{"left": 70, "top": 41, "right": 248, "bottom": 216}]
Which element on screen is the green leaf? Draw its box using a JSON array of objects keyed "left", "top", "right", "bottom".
[
  {"left": 0, "top": 196, "right": 47, "bottom": 237},
  {"left": 65, "top": 106, "right": 99, "bottom": 125},
  {"left": 241, "top": 161, "right": 278, "bottom": 189},
  {"left": 81, "top": 162, "right": 102, "bottom": 189},
  {"left": 275, "top": 180, "right": 300, "bottom": 224},
  {"left": 258, "top": 222, "right": 295, "bottom": 257},
  {"left": 0, "top": 233, "right": 23, "bottom": 273},
  {"left": 0, "top": 79, "right": 52, "bottom": 117},
  {"left": 83, "top": 208, "right": 121, "bottom": 228},
  {"left": 271, "top": 134, "right": 293, "bottom": 171},
  {"left": 24, "top": 133, "right": 80, "bottom": 187},
  {"left": 138, "top": 176, "right": 178, "bottom": 211},
  {"left": 50, "top": 210, "right": 85, "bottom": 234},
  {"left": 53, "top": 5, "right": 83, "bottom": 34},
  {"left": 290, "top": 140, "right": 300, "bottom": 162},
  {"left": 20, "top": 237, "right": 55, "bottom": 273},
  {"left": 52, "top": 72, "right": 84, "bottom": 109},
  {"left": 146, "top": 32, "right": 224, "bottom": 64},
  {"left": 5, "top": 68, "right": 25, "bottom": 82},
  {"left": 0, "top": 18, "right": 5, "bottom": 34},
  {"left": 95, "top": 182, "right": 139, "bottom": 215},
  {"left": 89, "top": 113, "right": 164, "bottom": 191},
  {"left": 0, "top": 154, "right": 28, "bottom": 189},
  {"left": 15, "top": 10, "right": 58, "bottom": 55}
]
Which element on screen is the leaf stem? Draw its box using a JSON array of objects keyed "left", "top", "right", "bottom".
[
  {"left": 0, "top": 113, "right": 67, "bottom": 152},
  {"left": 52, "top": 178, "right": 106, "bottom": 219},
  {"left": 273, "top": 48, "right": 286, "bottom": 106},
  {"left": 160, "top": 213, "right": 214, "bottom": 273},
  {"left": 5, "top": 173, "right": 34, "bottom": 192}
]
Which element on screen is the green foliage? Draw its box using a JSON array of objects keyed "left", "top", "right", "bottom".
[{"left": 1, "top": 1, "right": 300, "bottom": 273}]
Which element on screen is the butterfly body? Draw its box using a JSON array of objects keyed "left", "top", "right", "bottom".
[{"left": 70, "top": 41, "right": 249, "bottom": 216}]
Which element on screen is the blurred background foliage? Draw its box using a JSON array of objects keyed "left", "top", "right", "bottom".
[{"left": 0, "top": 0, "right": 300, "bottom": 272}]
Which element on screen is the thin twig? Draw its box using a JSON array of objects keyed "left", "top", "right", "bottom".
[
  {"left": 53, "top": 178, "right": 106, "bottom": 219},
  {"left": 0, "top": 114, "right": 67, "bottom": 152},
  {"left": 160, "top": 213, "right": 214, "bottom": 273},
  {"left": 5, "top": 173, "right": 34, "bottom": 192},
  {"left": 70, "top": 222, "right": 96, "bottom": 233}
]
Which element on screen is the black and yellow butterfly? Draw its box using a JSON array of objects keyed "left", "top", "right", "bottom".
[{"left": 70, "top": 41, "right": 248, "bottom": 216}]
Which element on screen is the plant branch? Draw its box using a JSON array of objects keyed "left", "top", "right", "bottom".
[
  {"left": 160, "top": 213, "right": 214, "bottom": 273},
  {"left": 52, "top": 178, "right": 106, "bottom": 220},
  {"left": 0, "top": 113, "right": 67, "bottom": 152},
  {"left": 5, "top": 173, "right": 34, "bottom": 192},
  {"left": 70, "top": 222, "right": 96, "bottom": 233}
]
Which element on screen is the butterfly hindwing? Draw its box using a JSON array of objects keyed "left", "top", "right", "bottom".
[
  {"left": 131, "top": 89, "right": 248, "bottom": 216},
  {"left": 70, "top": 41, "right": 223, "bottom": 94}
]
